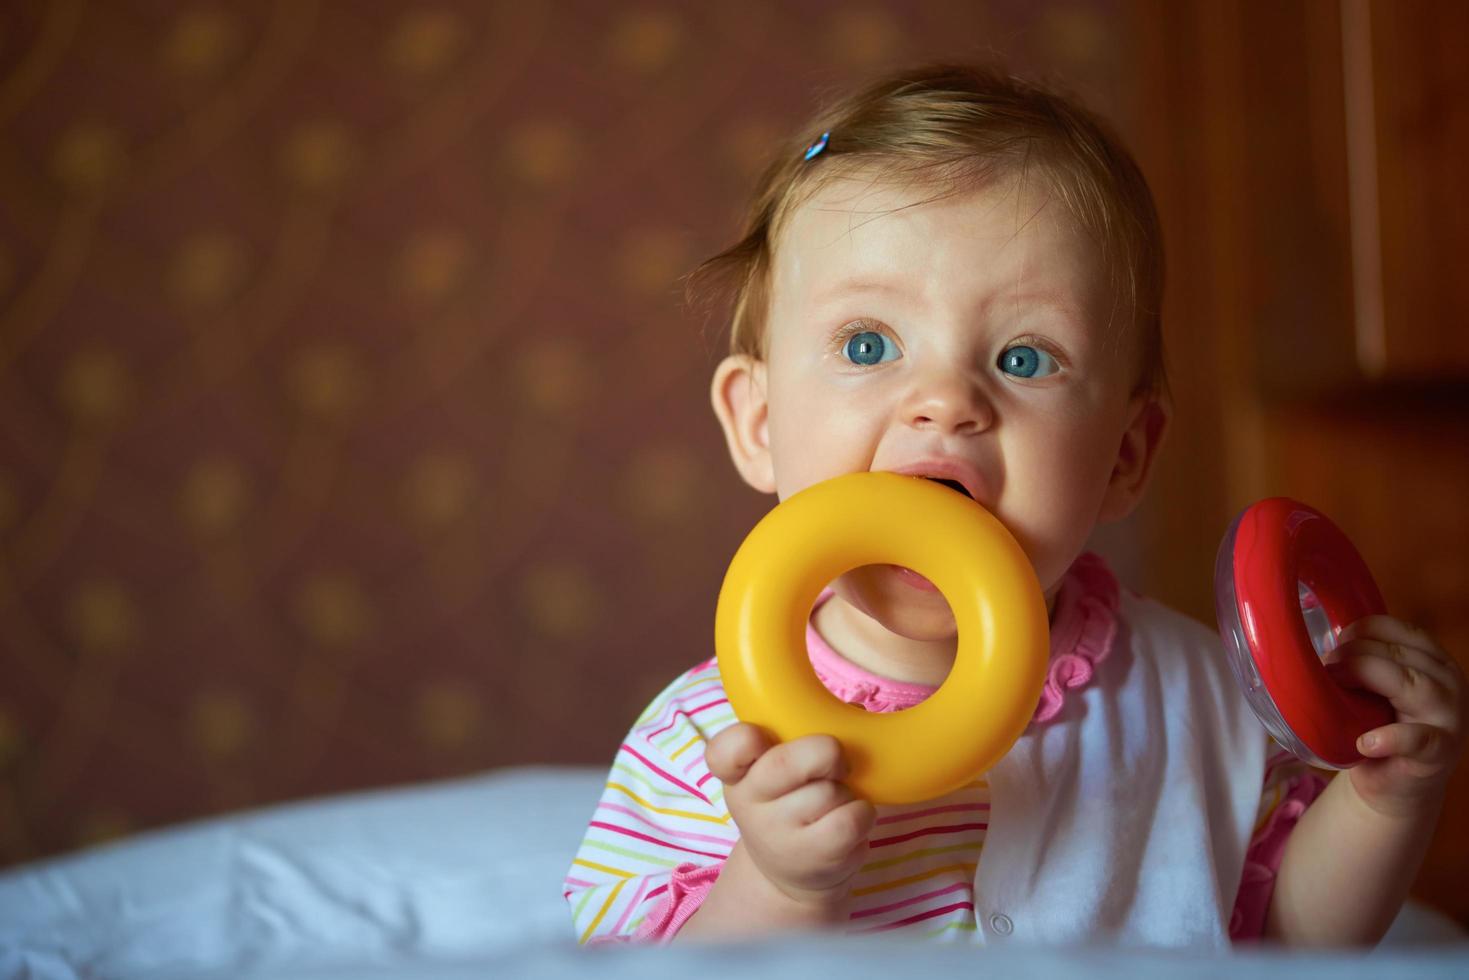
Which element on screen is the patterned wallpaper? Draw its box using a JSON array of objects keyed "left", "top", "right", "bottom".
[{"left": 0, "top": 1, "right": 1132, "bottom": 865}]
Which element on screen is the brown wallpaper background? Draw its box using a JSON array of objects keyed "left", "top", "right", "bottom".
[{"left": 0, "top": 1, "right": 1140, "bottom": 865}]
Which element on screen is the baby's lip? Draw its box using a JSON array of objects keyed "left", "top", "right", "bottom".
[
  {"left": 889, "top": 458, "right": 987, "bottom": 505},
  {"left": 889, "top": 564, "right": 940, "bottom": 592}
]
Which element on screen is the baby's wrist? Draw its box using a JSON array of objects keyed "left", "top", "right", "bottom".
[
  {"left": 1343, "top": 766, "right": 1450, "bottom": 823},
  {"left": 767, "top": 877, "right": 852, "bottom": 920},
  {"left": 734, "top": 843, "right": 850, "bottom": 925},
  {"left": 678, "top": 842, "right": 846, "bottom": 941}
]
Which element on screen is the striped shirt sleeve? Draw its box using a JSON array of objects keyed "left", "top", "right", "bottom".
[
  {"left": 1229, "top": 736, "right": 1330, "bottom": 941},
  {"left": 564, "top": 659, "right": 740, "bottom": 944}
]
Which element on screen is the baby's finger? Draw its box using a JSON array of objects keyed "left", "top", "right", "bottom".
[
  {"left": 704, "top": 723, "right": 774, "bottom": 786},
  {"left": 1338, "top": 616, "right": 1450, "bottom": 663},
  {"left": 1333, "top": 635, "right": 1461, "bottom": 693},
  {"left": 805, "top": 797, "right": 876, "bottom": 857},
  {"left": 1357, "top": 722, "right": 1458, "bottom": 766},
  {"left": 1333, "top": 640, "right": 1457, "bottom": 725},
  {"left": 776, "top": 777, "right": 857, "bottom": 827},
  {"left": 742, "top": 734, "right": 848, "bottom": 804}
]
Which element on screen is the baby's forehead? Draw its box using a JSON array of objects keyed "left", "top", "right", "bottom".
[{"left": 771, "top": 169, "right": 1104, "bottom": 304}]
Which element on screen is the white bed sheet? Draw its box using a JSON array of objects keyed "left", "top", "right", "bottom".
[
  {"left": 0, "top": 765, "right": 1463, "bottom": 980},
  {"left": 0, "top": 767, "right": 587, "bottom": 978}
]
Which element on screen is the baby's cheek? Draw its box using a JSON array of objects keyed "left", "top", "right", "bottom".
[
  {"left": 1000, "top": 455, "right": 1115, "bottom": 583},
  {"left": 990, "top": 506, "right": 1081, "bottom": 601}
]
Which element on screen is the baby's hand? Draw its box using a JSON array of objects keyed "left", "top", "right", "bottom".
[
  {"left": 705, "top": 724, "right": 875, "bottom": 909},
  {"left": 1329, "top": 615, "right": 1466, "bottom": 818}
]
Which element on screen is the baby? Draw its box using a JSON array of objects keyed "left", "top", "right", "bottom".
[{"left": 564, "top": 64, "right": 1464, "bottom": 947}]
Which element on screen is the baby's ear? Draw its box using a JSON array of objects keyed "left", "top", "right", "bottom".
[
  {"left": 1098, "top": 393, "right": 1170, "bottom": 523},
  {"left": 710, "top": 354, "right": 776, "bottom": 494}
]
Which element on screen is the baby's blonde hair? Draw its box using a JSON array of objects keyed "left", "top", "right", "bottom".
[{"left": 686, "top": 63, "right": 1168, "bottom": 401}]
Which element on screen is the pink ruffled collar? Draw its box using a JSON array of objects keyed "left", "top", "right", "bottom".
[{"left": 804, "top": 551, "right": 1120, "bottom": 725}]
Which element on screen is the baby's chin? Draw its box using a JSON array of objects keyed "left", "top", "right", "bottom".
[{"left": 832, "top": 567, "right": 962, "bottom": 642}]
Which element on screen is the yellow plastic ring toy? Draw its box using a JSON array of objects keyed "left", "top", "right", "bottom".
[{"left": 714, "top": 471, "right": 1050, "bottom": 805}]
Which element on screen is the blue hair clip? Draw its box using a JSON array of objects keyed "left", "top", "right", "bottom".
[{"left": 802, "top": 131, "right": 830, "bottom": 162}]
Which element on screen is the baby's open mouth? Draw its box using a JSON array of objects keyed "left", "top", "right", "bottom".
[{"left": 925, "top": 477, "right": 974, "bottom": 500}]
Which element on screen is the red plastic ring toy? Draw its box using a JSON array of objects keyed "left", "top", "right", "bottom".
[{"left": 1213, "top": 498, "right": 1394, "bottom": 769}]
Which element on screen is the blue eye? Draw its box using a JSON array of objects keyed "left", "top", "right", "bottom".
[
  {"left": 843, "top": 330, "right": 899, "bottom": 366},
  {"left": 998, "top": 345, "right": 1058, "bottom": 378}
]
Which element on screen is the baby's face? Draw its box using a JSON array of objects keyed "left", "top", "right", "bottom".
[{"left": 758, "top": 171, "right": 1148, "bottom": 640}]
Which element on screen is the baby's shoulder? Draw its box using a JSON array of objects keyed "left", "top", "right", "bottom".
[{"left": 626, "top": 657, "right": 739, "bottom": 745}]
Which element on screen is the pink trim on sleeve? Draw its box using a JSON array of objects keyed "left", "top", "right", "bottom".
[
  {"left": 630, "top": 861, "right": 723, "bottom": 943},
  {"left": 1229, "top": 767, "right": 1329, "bottom": 941}
]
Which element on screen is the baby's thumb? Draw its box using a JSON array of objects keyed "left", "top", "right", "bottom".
[{"left": 705, "top": 723, "right": 773, "bottom": 786}]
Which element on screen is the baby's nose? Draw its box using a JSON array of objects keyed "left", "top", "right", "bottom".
[{"left": 904, "top": 374, "right": 994, "bottom": 434}]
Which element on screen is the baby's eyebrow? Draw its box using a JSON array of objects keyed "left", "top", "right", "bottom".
[
  {"left": 812, "top": 279, "right": 1083, "bottom": 323},
  {"left": 997, "top": 290, "right": 1082, "bottom": 317},
  {"left": 811, "top": 277, "right": 910, "bottom": 305}
]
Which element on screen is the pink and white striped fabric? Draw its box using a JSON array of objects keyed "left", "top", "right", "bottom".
[{"left": 564, "top": 553, "right": 1324, "bottom": 944}]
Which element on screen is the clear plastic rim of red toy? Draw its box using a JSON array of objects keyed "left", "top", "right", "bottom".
[{"left": 1213, "top": 497, "right": 1394, "bottom": 769}]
